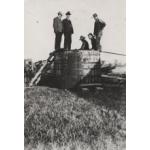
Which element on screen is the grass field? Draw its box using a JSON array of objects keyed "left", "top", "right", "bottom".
[{"left": 24, "top": 86, "right": 126, "bottom": 150}]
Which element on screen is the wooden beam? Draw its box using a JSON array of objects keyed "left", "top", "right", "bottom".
[
  {"left": 101, "top": 74, "right": 126, "bottom": 80},
  {"left": 96, "top": 87, "right": 103, "bottom": 90},
  {"left": 101, "top": 51, "right": 126, "bottom": 56},
  {"left": 79, "top": 83, "right": 102, "bottom": 87}
]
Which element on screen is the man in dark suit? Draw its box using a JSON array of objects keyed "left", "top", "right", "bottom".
[
  {"left": 53, "top": 11, "right": 63, "bottom": 50},
  {"left": 88, "top": 33, "right": 97, "bottom": 50},
  {"left": 93, "top": 13, "right": 106, "bottom": 51},
  {"left": 79, "top": 36, "right": 89, "bottom": 50},
  {"left": 62, "top": 11, "right": 74, "bottom": 50}
]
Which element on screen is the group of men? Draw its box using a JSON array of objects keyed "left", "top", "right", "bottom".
[{"left": 53, "top": 11, "right": 106, "bottom": 51}]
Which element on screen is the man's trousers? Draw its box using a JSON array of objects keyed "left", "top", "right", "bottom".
[
  {"left": 64, "top": 34, "right": 72, "bottom": 50},
  {"left": 95, "top": 31, "right": 103, "bottom": 51},
  {"left": 55, "top": 32, "right": 62, "bottom": 50}
]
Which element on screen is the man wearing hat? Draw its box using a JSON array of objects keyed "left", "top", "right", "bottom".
[
  {"left": 53, "top": 11, "right": 63, "bottom": 50},
  {"left": 79, "top": 36, "right": 89, "bottom": 50},
  {"left": 62, "top": 11, "right": 74, "bottom": 50},
  {"left": 88, "top": 33, "right": 97, "bottom": 50},
  {"left": 92, "top": 13, "right": 106, "bottom": 51}
]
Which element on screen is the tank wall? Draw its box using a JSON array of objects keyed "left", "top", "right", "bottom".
[{"left": 53, "top": 50, "right": 101, "bottom": 89}]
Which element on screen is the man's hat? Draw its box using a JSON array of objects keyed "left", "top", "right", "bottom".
[
  {"left": 93, "top": 13, "right": 98, "bottom": 18},
  {"left": 88, "top": 33, "right": 95, "bottom": 39},
  {"left": 79, "top": 36, "right": 85, "bottom": 40},
  {"left": 88, "top": 33, "right": 93, "bottom": 36},
  {"left": 66, "top": 11, "right": 71, "bottom": 15},
  {"left": 58, "top": 11, "right": 63, "bottom": 16}
]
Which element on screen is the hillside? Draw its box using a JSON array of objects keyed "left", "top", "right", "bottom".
[{"left": 24, "top": 86, "right": 125, "bottom": 150}]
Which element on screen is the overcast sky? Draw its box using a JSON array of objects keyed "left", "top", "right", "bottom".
[{"left": 25, "top": 0, "right": 126, "bottom": 63}]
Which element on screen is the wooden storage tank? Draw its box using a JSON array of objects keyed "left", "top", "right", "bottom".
[{"left": 53, "top": 50, "right": 101, "bottom": 89}]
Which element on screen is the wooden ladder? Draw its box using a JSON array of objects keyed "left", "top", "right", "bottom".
[{"left": 29, "top": 53, "right": 54, "bottom": 87}]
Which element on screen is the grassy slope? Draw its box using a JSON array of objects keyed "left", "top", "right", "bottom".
[{"left": 24, "top": 86, "right": 126, "bottom": 150}]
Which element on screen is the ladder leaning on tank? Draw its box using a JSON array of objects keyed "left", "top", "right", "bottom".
[{"left": 29, "top": 52, "right": 55, "bottom": 87}]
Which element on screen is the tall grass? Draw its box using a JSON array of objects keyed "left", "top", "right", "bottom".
[{"left": 24, "top": 87, "right": 125, "bottom": 150}]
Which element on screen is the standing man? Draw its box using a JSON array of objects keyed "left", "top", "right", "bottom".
[
  {"left": 62, "top": 11, "right": 74, "bottom": 50},
  {"left": 93, "top": 13, "right": 106, "bottom": 51},
  {"left": 53, "top": 11, "right": 63, "bottom": 50}
]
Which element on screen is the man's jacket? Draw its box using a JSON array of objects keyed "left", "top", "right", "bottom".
[
  {"left": 53, "top": 17, "right": 63, "bottom": 33},
  {"left": 62, "top": 19, "right": 74, "bottom": 34},
  {"left": 94, "top": 19, "right": 106, "bottom": 36},
  {"left": 91, "top": 37, "right": 97, "bottom": 50},
  {"left": 80, "top": 40, "right": 89, "bottom": 50}
]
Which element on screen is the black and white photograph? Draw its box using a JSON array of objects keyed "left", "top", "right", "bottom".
[{"left": 24, "top": 0, "right": 126, "bottom": 149}]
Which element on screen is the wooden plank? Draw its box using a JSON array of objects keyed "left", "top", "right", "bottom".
[
  {"left": 79, "top": 83, "right": 102, "bottom": 87},
  {"left": 29, "top": 61, "right": 48, "bottom": 86},
  {"left": 81, "top": 87, "right": 89, "bottom": 92},
  {"left": 101, "top": 74, "right": 126, "bottom": 80},
  {"left": 102, "top": 51, "right": 126, "bottom": 56},
  {"left": 96, "top": 87, "right": 103, "bottom": 90},
  {"left": 29, "top": 55, "right": 54, "bottom": 87}
]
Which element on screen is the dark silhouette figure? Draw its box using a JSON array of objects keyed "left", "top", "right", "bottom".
[
  {"left": 88, "top": 33, "right": 97, "bottom": 50},
  {"left": 53, "top": 12, "right": 63, "bottom": 50},
  {"left": 62, "top": 11, "right": 74, "bottom": 50},
  {"left": 93, "top": 13, "right": 106, "bottom": 51},
  {"left": 79, "top": 36, "right": 89, "bottom": 50}
]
